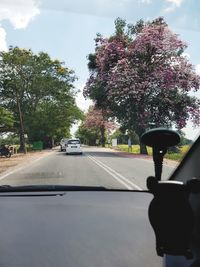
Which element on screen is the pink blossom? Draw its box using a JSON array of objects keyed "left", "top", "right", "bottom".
[{"left": 84, "top": 18, "right": 200, "bottom": 131}]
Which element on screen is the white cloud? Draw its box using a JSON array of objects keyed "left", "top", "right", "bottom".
[
  {"left": 0, "top": 1, "right": 40, "bottom": 53},
  {"left": 0, "top": 0, "right": 40, "bottom": 29},
  {"left": 164, "top": 0, "right": 184, "bottom": 12},
  {"left": 0, "top": 26, "right": 7, "bottom": 51},
  {"left": 195, "top": 64, "right": 200, "bottom": 75}
]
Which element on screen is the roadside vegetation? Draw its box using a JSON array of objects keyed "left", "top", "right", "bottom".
[
  {"left": 76, "top": 106, "right": 115, "bottom": 146},
  {"left": 0, "top": 47, "right": 83, "bottom": 153},
  {"left": 1, "top": 17, "right": 200, "bottom": 157},
  {"left": 114, "top": 144, "right": 190, "bottom": 162},
  {"left": 81, "top": 17, "right": 200, "bottom": 153},
  {"left": 104, "top": 128, "right": 192, "bottom": 161}
]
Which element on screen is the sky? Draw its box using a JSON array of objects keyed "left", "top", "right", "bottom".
[{"left": 0, "top": 0, "right": 199, "bottom": 140}]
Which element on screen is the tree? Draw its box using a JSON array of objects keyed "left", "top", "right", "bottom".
[
  {"left": 110, "top": 128, "right": 139, "bottom": 145},
  {"left": 84, "top": 17, "right": 200, "bottom": 154},
  {"left": 76, "top": 123, "right": 100, "bottom": 146},
  {"left": 83, "top": 106, "right": 115, "bottom": 147},
  {"left": 0, "top": 133, "right": 19, "bottom": 146},
  {"left": 0, "top": 107, "right": 14, "bottom": 133},
  {"left": 0, "top": 47, "right": 81, "bottom": 152},
  {"left": 26, "top": 101, "right": 82, "bottom": 144}
]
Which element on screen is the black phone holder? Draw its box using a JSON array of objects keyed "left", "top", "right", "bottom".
[
  {"left": 141, "top": 128, "right": 200, "bottom": 259},
  {"left": 147, "top": 176, "right": 200, "bottom": 259}
]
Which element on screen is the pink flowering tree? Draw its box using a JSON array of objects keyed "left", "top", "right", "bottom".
[
  {"left": 84, "top": 17, "right": 200, "bottom": 154},
  {"left": 84, "top": 106, "right": 115, "bottom": 147}
]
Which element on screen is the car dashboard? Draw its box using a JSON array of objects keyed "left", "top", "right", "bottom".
[{"left": 0, "top": 191, "right": 161, "bottom": 267}]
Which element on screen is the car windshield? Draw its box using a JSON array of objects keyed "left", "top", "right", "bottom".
[{"left": 0, "top": 0, "right": 199, "bottom": 190}]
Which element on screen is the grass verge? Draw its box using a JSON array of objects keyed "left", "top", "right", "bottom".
[{"left": 113, "top": 144, "right": 190, "bottom": 162}]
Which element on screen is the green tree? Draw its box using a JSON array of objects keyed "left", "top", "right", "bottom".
[
  {"left": 111, "top": 128, "right": 139, "bottom": 145},
  {"left": 26, "top": 101, "right": 83, "bottom": 145},
  {"left": 0, "top": 133, "right": 19, "bottom": 146},
  {"left": 76, "top": 123, "right": 100, "bottom": 146},
  {"left": 0, "top": 47, "right": 81, "bottom": 152},
  {"left": 0, "top": 107, "right": 14, "bottom": 133}
]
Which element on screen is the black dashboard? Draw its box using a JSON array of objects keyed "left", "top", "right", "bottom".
[{"left": 0, "top": 191, "right": 161, "bottom": 267}]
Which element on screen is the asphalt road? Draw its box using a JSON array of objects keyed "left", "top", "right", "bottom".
[{"left": 0, "top": 146, "right": 175, "bottom": 189}]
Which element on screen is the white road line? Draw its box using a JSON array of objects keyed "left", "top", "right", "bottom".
[
  {"left": 89, "top": 155, "right": 142, "bottom": 190},
  {"left": 0, "top": 166, "right": 24, "bottom": 181},
  {"left": 88, "top": 155, "right": 133, "bottom": 190},
  {"left": 0, "top": 154, "right": 51, "bottom": 181},
  {"left": 87, "top": 155, "right": 142, "bottom": 190}
]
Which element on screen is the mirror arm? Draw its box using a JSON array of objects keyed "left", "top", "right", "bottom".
[
  {"left": 141, "top": 128, "right": 180, "bottom": 180},
  {"left": 152, "top": 146, "right": 167, "bottom": 181}
]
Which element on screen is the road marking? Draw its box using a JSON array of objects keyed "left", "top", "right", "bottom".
[
  {"left": 0, "top": 154, "right": 51, "bottom": 181},
  {"left": 87, "top": 155, "right": 142, "bottom": 190},
  {"left": 88, "top": 156, "right": 132, "bottom": 190}
]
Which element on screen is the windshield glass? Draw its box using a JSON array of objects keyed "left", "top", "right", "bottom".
[{"left": 0, "top": 0, "right": 199, "bottom": 190}]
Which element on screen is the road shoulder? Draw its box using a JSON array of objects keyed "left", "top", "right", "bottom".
[
  {"left": 93, "top": 146, "right": 179, "bottom": 168},
  {"left": 0, "top": 149, "right": 54, "bottom": 176}
]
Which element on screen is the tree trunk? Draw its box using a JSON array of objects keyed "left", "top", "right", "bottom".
[
  {"left": 16, "top": 92, "right": 26, "bottom": 154},
  {"left": 52, "top": 137, "right": 54, "bottom": 148},
  {"left": 139, "top": 140, "right": 148, "bottom": 155},
  {"left": 19, "top": 128, "right": 26, "bottom": 153},
  {"left": 137, "top": 128, "right": 148, "bottom": 155},
  {"left": 100, "top": 126, "right": 106, "bottom": 147}
]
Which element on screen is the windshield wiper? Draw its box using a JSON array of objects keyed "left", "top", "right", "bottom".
[{"left": 0, "top": 185, "right": 146, "bottom": 192}]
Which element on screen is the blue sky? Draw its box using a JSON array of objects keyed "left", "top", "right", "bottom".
[{"left": 0, "top": 0, "right": 199, "bottom": 139}]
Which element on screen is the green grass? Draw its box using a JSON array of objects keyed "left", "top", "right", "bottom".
[
  {"left": 164, "top": 153, "right": 183, "bottom": 161},
  {"left": 114, "top": 144, "right": 190, "bottom": 162},
  {"left": 165, "top": 145, "right": 190, "bottom": 161},
  {"left": 116, "top": 144, "right": 153, "bottom": 155}
]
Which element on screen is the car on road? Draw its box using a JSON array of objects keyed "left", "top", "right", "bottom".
[
  {"left": 60, "top": 138, "right": 68, "bottom": 151},
  {"left": 66, "top": 138, "right": 82, "bottom": 155}
]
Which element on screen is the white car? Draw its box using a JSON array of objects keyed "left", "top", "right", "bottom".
[
  {"left": 60, "top": 138, "right": 68, "bottom": 151},
  {"left": 66, "top": 139, "right": 82, "bottom": 155}
]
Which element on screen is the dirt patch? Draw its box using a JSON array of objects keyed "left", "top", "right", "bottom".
[
  {"left": 163, "top": 158, "right": 179, "bottom": 168},
  {"left": 0, "top": 150, "right": 53, "bottom": 175}
]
